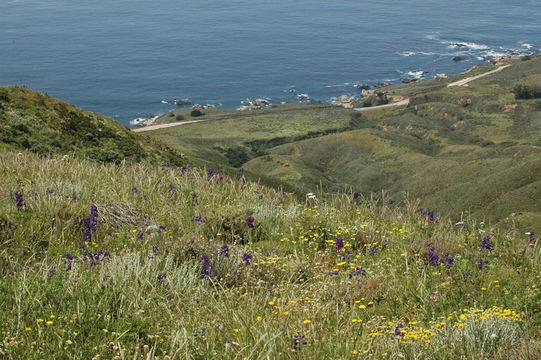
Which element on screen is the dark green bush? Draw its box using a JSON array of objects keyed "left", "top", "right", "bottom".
[
  {"left": 190, "top": 110, "right": 204, "bottom": 117},
  {"left": 514, "top": 84, "right": 541, "bottom": 100}
]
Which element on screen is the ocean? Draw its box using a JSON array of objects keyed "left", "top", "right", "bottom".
[{"left": 1, "top": 0, "right": 540, "bottom": 126}]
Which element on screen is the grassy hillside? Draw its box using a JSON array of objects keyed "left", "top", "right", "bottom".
[
  {"left": 0, "top": 86, "right": 185, "bottom": 164},
  {"left": 145, "top": 56, "right": 541, "bottom": 232},
  {"left": 1, "top": 149, "right": 541, "bottom": 359}
]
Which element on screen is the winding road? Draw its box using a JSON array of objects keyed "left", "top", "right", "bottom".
[{"left": 132, "top": 65, "right": 510, "bottom": 132}]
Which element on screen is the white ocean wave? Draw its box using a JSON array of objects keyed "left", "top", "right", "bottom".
[
  {"left": 407, "top": 70, "right": 429, "bottom": 79},
  {"left": 445, "top": 41, "right": 490, "bottom": 50},
  {"left": 398, "top": 51, "right": 437, "bottom": 57}
]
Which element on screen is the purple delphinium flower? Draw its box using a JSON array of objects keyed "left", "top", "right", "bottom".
[
  {"left": 335, "top": 238, "right": 344, "bottom": 251},
  {"left": 242, "top": 253, "right": 253, "bottom": 265},
  {"left": 349, "top": 267, "right": 366, "bottom": 279},
  {"left": 131, "top": 187, "right": 139, "bottom": 194},
  {"left": 47, "top": 267, "right": 56, "bottom": 279},
  {"left": 427, "top": 248, "right": 440, "bottom": 266},
  {"left": 168, "top": 184, "right": 177, "bottom": 194},
  {"left": 480, "top": 236, "right": 493, "bottom": 251},
  {"left": 417, "top": 209, "right": 439, "bottom": 223},
  {"left": 13, "top": 192, "right": 26, "bottom": 210},
  {"left": 181, "top": 166, "right": 188, "bottom": 175},
  {"left": 330, "top": 269, "right": 340, "bottom": 276},
  {"left": 368, "top": 246, "right": 377, "bottom": 256},
  {"left": 241, "top": 177, "right": 248, "bottom": 185},
  {"left": 83, "top": 250, "right": 111, "bottom": 266},
  {"left": 137, "top": 229, "right": 145, "bottom": 241},
  {"left": 158, "top": 225, "right": 166, "bottom": 234},
  {"left": 82, "top": 205, "right": 98, "bottom": 246},
  {"left": 442, "top": 253, "right": 455, "bottom": 266},
  {"left": 292, "top": 334, "right": 308, "bottom": 350},
  {"left": 156, "top": 273, "right": 167, "bottom": 284},
  {"left": 200, "top": 255, "right": 213, "bottom": 278},
  {"left": 220, "top": 244, "right": 230, "bottom": 257},
  {"left": 238, "top": 168, "right": 245, "bottom": 176},
  {"left": 246, "top": 216, "right": 256, "bottom": 229},
  {"left": 65, "top": 253, "right": 76, "bottom": 271},
  {"left": 478, "top": 259, "right": 489, "bottom": 271},
  {"left": 394, "top": 324, "right": 405, "bottom": 337},
  {"left": 194, "top": 216, "right": 203, "bottom": 223},
  {"left": 207, "top": 169, "right": 215, "bottom": 179}
]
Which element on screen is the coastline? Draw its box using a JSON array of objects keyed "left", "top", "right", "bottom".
[{"left": 132, "top": 55, "right": 528, "bottom": 129}]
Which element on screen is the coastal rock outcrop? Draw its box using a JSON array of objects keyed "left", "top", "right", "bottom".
[
  {"left": 242, "top": 98, "right": 270, "bottom": 107},
  {"left": 175, "top": 99, "right": 192, "bottom": 106},
  {"left": 330, "top": 95, "right": 356, "bottom": 108}
]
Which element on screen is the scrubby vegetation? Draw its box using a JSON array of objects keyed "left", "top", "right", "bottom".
[
  {"left": 145, "top": 56, "right": 541, "bottom": 232},
  {"left": 1, "top": 150, "right": 541, "bottom": 359},
  {"left": 0, "top": 86, "right": 184, "bottom": 165}
]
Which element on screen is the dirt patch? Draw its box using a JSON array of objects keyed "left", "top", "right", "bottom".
[{"left": 501, "top": 104, "right": 518, "bottom": 112}]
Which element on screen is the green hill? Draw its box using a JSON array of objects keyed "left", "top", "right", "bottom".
[
  {"left": 1, "top": 149, "right": 540, "bottom": 359},
  {"left": 144, "top": 56, "right": 541, "bottom": 232},
  {"left": 0, "top": 86, "right": 184, "bottom": 164}
]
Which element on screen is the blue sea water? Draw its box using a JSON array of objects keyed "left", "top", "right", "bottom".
[{"left": 1, "top": 0, "right": 540, "bottom": 126}]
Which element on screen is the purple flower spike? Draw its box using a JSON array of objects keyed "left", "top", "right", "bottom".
[
  {"left": 220, "top": 244, "right": 230, "bottom": 257},
  {"left": 246, "top": 216, "right": 256, "bottom": 229},
  {"left": 156, "top": 273, "right": 167, "bottom": 283},
  {"left": 427, "top": 247, "right": 440, "bottom": 266},
  {"left": 335, "top": 238, "right": 344, "bottom": 251},
  {"left": 242, "top": 253, "right": 253, "bottom": 265},
  {"left": 394, "top": 324, "right": 405, "bottom": 337},
  {"left": 480, "top": 236, "right": 493, "bottom": 251},
  {"left": 82, "top": 205, "right": 98, "bottom": 246},
  {"left": 194, "top": 216, "right": 203, "bottom": 222},
  {"left": 200, "top": 256, "right": 213, "bottom": 278},
  {"left": 47, "top": 267, "right": 57, "bottom": 279},
  {"left": 14, "top": 191, "right": 27, "bottom": 210}
]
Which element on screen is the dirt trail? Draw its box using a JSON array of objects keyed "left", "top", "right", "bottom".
[
  {"left": 131, "top": 119, "right": 207, "bottom": 132},
  {"left": 353, "top": 65, "right": 510, "bottom": 112}
]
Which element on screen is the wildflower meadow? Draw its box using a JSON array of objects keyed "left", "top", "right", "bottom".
[{"left": 1, "top": 150, "right": 540, "bottom": 359}]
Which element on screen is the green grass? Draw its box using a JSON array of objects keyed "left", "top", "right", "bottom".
[
  {"left": 144, "top": 56, "right": 541, "bottom": 232},
  {"left": 1, "top": 149, "right": 541, "bottom": 359}
]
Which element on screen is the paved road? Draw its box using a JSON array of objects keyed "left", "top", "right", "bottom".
[{"left": 132, "top": 65, "right": 511, "bottom": 132}]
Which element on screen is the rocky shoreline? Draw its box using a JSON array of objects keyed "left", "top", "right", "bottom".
[{"left": 133, "top": 55, "right": 528, "bottom": 128}]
